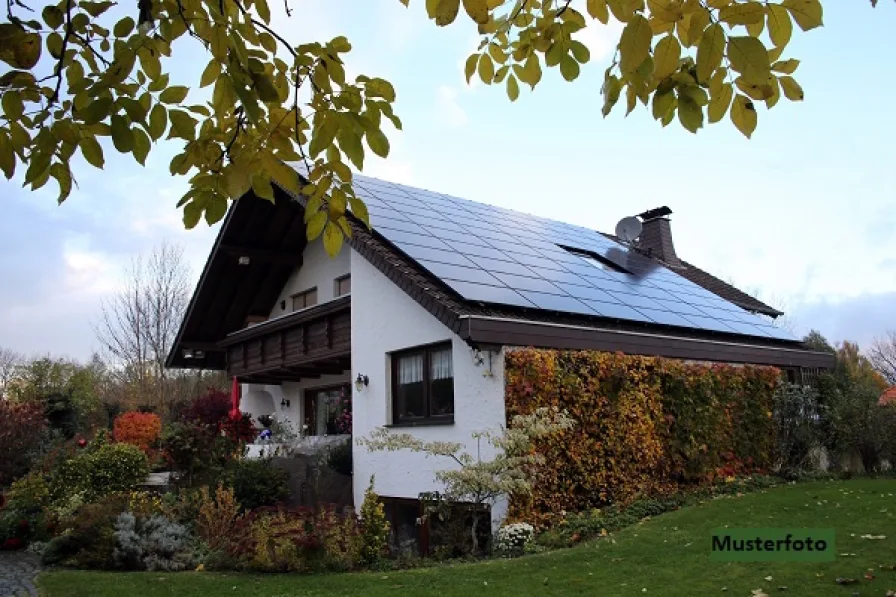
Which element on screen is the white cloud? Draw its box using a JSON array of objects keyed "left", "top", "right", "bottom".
[
  {"left": 576, "top": 20, "right": 622, "bottom": 62},
  {"left": 435, "top": 85, "right": 469, "bottom": 127}
]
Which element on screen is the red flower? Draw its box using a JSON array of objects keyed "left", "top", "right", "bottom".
[{"left": 77, "top": 437, "right": 87, "bottom": 448}]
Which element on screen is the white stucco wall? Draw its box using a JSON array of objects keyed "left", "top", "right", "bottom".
[
  {"left": 350, "top": 251, "right": 508, "bottom": 530},
  {"left": 240, "top": 372, "right": 350, "bottom": 433},
  {"left": 268, "top": 236, "right": 351, "bottom": 319}
]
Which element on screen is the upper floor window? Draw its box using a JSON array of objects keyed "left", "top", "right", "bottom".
[
  {"left": 292, "top": 287, "right": 317, "bottom": 311},
  {"left": 391, "top": 342, "right": 454, "bottom": 425},
  {"left": 335, "top": 274, "right": 351, "bottom": 297}
]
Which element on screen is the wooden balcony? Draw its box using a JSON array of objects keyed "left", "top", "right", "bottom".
[{"left": 221, "top": 295, "right": 351, "bottom": 384}]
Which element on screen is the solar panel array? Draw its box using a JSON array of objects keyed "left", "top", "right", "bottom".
[{"left": 348, "top": 173, "right": 794, "bottom": 342}]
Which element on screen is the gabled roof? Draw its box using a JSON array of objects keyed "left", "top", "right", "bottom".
[{"left": 167, "top": 170, "right": 834, "bottom": 371}]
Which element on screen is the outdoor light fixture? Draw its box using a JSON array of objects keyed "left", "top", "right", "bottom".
[
  {"left": 193, "top": 350, "right": 205, "bottom": 359},
  {"left": 354, "top": 373, "right": 369, "bottom": 392},
  {"left": 238, "top": 256, "right": 251, "bottom": 265},
  {"left": 182, "top": 348, "right": 193, "bottom": 359},
  {"left": 280, "top": 398, "right": 290, "bottom": 409}
]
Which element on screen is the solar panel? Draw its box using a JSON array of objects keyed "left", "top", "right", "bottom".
[{"left": 340, "top": 173, "right": 798, "bottom": 342}]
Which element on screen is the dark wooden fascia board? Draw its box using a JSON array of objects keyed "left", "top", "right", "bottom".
[{"left": 460, "top": 316, "right": 835, "bottom": 369}]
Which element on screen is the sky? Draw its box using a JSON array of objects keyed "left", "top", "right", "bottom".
[{"left": 1, "top": 1, "right": 894, "bottom": 361}]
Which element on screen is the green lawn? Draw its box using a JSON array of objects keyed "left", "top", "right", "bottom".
[{"left": 39, "top": 478, "right": 896, "bottom": 597}]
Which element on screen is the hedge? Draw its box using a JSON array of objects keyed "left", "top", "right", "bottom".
[{"left": 504, "top": 349, "right": 781, "bottom": 522}]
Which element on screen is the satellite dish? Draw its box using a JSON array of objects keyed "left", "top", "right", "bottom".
[{"left": 615, "top": 216, "right": 643, "bottom": 243}]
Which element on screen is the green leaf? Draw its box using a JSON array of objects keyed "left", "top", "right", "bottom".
[
  {"left": 159, "top": 86, "right": 189, "bottom": 104},
  {"left": 696, "top": 23, "right": 725, "bottom": 84},
  {"left": 559, "top": 55, "right": 580, "bottom": 82},
  {"left": 772, "top": 59, "right": 799, "bottom": 74},
  {"left": 226, "top": 165, "right": 252, "bottom": 199},
  {"left": 148, "top": 103, "right": 167, "bottom": 140},
  {"left": 586, "top": 0, "right": 609, "bottom": 23},
  {"left": 767, "top": 5, "right": 792, "bottom": 48},
  {"left": 113, "top": 16, "right": 135, "bottom": 38},
  {"left": 434, "top": 0, "right": 461, "bottom": 26},
  {"left": 1, "top": 91, "right": 24, "bottom": 120},
  {"left": 50, "top": 162, "right": 72, "bottom": 203},
  {"left": 677, "top": 96, "right": 703, "bottom": 134},
  {"left": 652, "top": 35, "right": 680, "bottom": 82},
  {"left": 781, "top": 0, "right": 823, "bottom": 31},
  {"left": 306, "top": 210, "right": 327, "bottom": 240},
  {"left": 322, "top": 221, "right": 343, "bottom": 256},
  {"left": 110, "top": 115, "right": 135, "bottom": 153},
  {"left": 619, "top": 14, "right": 652, "bottom": 75},
  {"left": 718, "top": 2, "right": 765, "bottom": 25},
  {"left": 0, "top": 133, "right": 14, "bottom": 178},
  {"left": 0, "top": 24, "right": 42, "bottom": 69},
  {"left": 79, "top": 136, "right": 104, "bottom": 168},
  {"left": 366, "top": 128, "right": 390, "bottom": 158},
  {"left": 651, "top": 90, "right": 674, "bottom": 121},
  {"left": 366, "top": 78, "right": 396, "bottom": 102},
  {"left": 730, "top": 94, "right": 757, "bottom": 139},
  {"left": 462, "top": 0, "right": 489, "bottom": 24},
  {"left": 252, "top": 175, "right": 275, "bottom": 201},
  {"left": 337, "top": 129, "right": 364, "bottom": 170},
  {"left": 570, "top": 40, "right": 590, "bottom": 64},
  {"left": 464, "top": 53, "right": 479, "bottom": 84},
  {"left": 183, "top": 201, "right": 202, "bottom": 229},
  {"left": 41, "top": 6, "right": 63, "bottom": 29},
  {"left": 200, "top": 60, "right": 221, "bottom": 88},
  {"left": 168, "top": 110, "right": 196, "bottom": 140},
  {"left": 205, "top": 195, "right": 227, "bottom": 225},
  {"left": 506, "top": 74, "right": 519, "bottom": 101},
  {"left": 707, "top": 82, "right": 733, "bottom": 123},
  {"left": 779, "top": 76, "right": 804, "bottom": 101},
  {"left": 132, "top": 128, "right": 150, "bottom": 165},
  {"left": 478, "top": 54, "right": 495, "bottom": 84},
  {"left": 348, "top": 196, "right": 369, "bottom": 227},
  {"left": 727, "top": 36, "right": 770, "bottom": 86},
  {"left": 80, "top": 97, "right": 113, "bottom": 125}
]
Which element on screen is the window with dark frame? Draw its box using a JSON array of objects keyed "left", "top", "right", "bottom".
[
  {"left": 391, "top": 342, "right": 454, "bottom": 425},
  {"left": 335, "top": 275, "right": 351, "bottom": 297},
  {"left": 559, "top": 244, "right": 630, "bottom": 274},
  {"left": 291, "top": 287, "right": 317, "bottom": 311}
]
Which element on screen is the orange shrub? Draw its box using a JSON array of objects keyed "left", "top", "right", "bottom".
[
  {"left": 113, "top": 411, "right": 162, "bottom": 453},
  {"left": 504, "top": 349, "right": 781, "bottom": 524}
]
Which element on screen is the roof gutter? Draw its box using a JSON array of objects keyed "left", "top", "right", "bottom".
[{"left": 457, "top": 315, "right": 834, "bottom": 369}]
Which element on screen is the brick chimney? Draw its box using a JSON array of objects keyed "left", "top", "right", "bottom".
[{"left": 636, "top": 206, "right": 681, "bottom": 268}]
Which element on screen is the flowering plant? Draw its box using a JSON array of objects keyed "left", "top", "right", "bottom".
[
  {"left": 494, "top": 522, "right": 535, "bottom": 557},
  {"left": 334, "top": 409, "right": 352, "bottom": 435}
]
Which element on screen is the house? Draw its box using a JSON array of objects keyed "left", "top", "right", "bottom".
[{"left": 166, "top": 170, "right": 834, "bottom": 542}]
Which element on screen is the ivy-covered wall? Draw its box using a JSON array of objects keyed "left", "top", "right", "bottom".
[{"left": 504, "top": 349, "right": 780, "bottom": 522}]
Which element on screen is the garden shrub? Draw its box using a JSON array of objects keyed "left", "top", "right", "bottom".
[
  {"left": 181, "top": 388, "right": 231, "bottom": 427},
  {"left": 494, "top": 522, "right": 535, "bottom": 557},
  {"left": 325, "top": 439, "right": 353, "bottom": 476},
  {"left": 221, "top": 413, "right": 257, "bottom": 444},
  {"left": 195, "top": 484, "right": 244, "bottom": 555},
  {"left": 0, "top": 400, "right": 48, "bottom": 486},
  {"left": 41, "top": 494, "right": 129, "bottom": 568},
  {"left": 358, "top": 477, "right": 389, "bottom": 565},
  {"left": 113, "top": 512, "right": 196, "bottom": 571},
  {"left": 113, "top": 412, "right": 162, "bottom": 453},
  {"left": 773, "top": 383, "right": 823, "bottom": 477},
  {"left": 504, "top": 349, "right": 781, "bottom": 523},
  {"left": 226, "top": 457, "right": 290, "bottom": 511},
  {"left": 162, "top": 422, "right": 234, "bottom": 487},
  {"left": 50, "top": 443, "right": 149, "bottom": 504}
]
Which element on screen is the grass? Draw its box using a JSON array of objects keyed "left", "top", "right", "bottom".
[{"left": 38, "top": 478, "right": 896, "bottom": 597}]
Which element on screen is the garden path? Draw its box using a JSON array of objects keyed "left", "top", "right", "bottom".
[{"left": 0, "top": 551, "right": 40, "bottom": 597}]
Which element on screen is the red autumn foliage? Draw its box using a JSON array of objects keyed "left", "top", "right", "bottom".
[
  {"left": 113, "top": 411, "right": 162, "bottom": 452},
  {"left": 0, "top": 400, "right": 47, "bottom": 486},
  {"left": 182, "top": 388, "right": 232, "bottom": 428},
  {"left": 221, "top": 413, "right": 257, "bottom": 443}
]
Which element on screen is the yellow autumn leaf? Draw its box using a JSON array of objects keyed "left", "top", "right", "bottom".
[
  {"left": 707, "top": 82, "right": 733, "bottom": 123},
  {"left": 619, "top": 14, "right": 652, "bottom": 74},
  {"left": 652, "top": 35, "right": 681, "bottom": 82},
  {"left": 779, "top": 76, "right": 804, "bottom": 101},
  {"left": 727, "top": 36, "right": 770, "bottom": 86},
  {"left": 695, "top": 23, "right": 724, "bottom": 84},
  {"left": 767, "top": 5, "right": 792, "bottom": 48},
  {"left": 781, "top": 0, "right": 823, "bottom": 31},
  {"left": 730, "top": 94, "right": 758, "bottom": 138}
]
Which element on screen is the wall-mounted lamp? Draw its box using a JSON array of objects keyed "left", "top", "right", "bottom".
[
  {"left": 354, "top": 373, "right": 369, "bottom": 392},
  {"left": 238, "top": 256, "right": 251, "bottom": 266},
  {"left": 280, "top": 398, "right": 290, "bottom": 409}
]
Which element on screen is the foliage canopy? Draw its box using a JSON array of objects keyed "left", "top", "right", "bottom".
[{"left": 0, "top": 0, "right": 871, "bottom": 253}]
